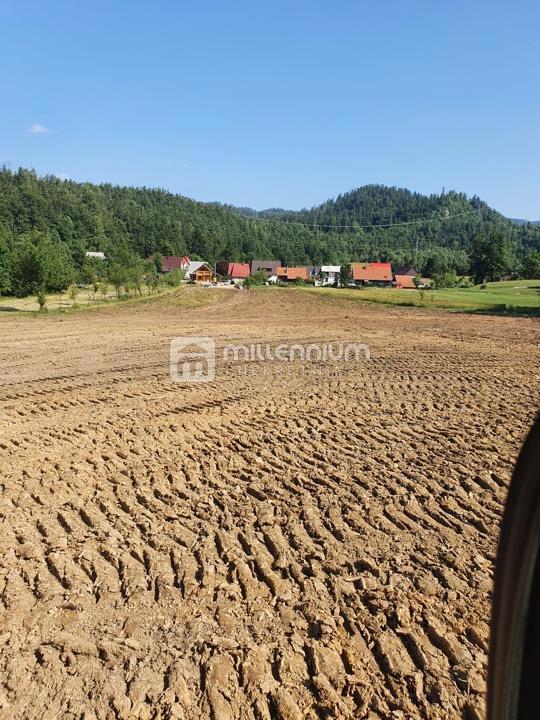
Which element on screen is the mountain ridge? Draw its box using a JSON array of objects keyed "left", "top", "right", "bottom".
[{"left": 1, "top": 169, "right": 539, "bottom": 280}]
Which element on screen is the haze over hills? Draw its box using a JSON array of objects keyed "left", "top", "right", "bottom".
[
  {"left": 1, "top": 168, "right": 539, "bottom": 283},
  {"left": 510, "top": 218, "right": 540, "bottom": 226}
]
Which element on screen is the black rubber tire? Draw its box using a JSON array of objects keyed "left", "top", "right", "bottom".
[{"left": 488, "top": 417, "right": 540, "bottom": 720}]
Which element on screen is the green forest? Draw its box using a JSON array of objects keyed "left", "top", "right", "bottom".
[{"left": 0, "top": 167, "right": 539, "bottom": 297}]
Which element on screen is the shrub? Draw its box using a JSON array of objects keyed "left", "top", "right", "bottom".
[
  {"left": 36, "top": 290, "right": 47, "bottom": 310},
  {"left": 69, "top": 285, "right": 80, "bottom": 304},
  {"left": 432, "top": 271, "right": 458, "bottom": 289},
  {"left": 164, "top": 268, "right": 184, "bottom": 286},
  {"left": 244, "top": 271, "right": 268, "bottom": 288}
]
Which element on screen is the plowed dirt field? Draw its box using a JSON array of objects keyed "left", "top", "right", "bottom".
[{"left": 0, "top": 288, "right": 538, "bottom": 720}]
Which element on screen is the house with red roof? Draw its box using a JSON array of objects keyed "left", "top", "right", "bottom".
[
  {"left": 351, "top": 262, "right": 393, "bottom": 287},
  {"left": 227, "top": 262, "right": 251, "bottom": 281},
  {"left": 160, "top": 255, "right": 190, "bottom": 273}
]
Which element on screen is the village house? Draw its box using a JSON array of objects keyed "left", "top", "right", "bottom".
[
  {"left": 319, "top": 265, "right": 341, "bottom": 286},
  {"left": 351, "top": 262, "right": 393, "bottom": 287},
  {"left": 185, "top": 261, "right": 213, "bottom": 284},
  {"left": 227, "top": 262, "right": 251, "bottom": 282},
  {"left": 85, "top": 251, "right": 106, "bottom": 260},
  {"left": 394, "top": 265, "right": 418, "bottom": 277},
  {"left": 277, "top": 267, "right": 310, "bottom": 283},
  {"left": 161, "top": 255, "right": 190, "bottom": 273},
  {"left": 250, "top": 260, "right": 281, "bottom": 282},
  {"left": 394, "top": 274, "right": 417, "bottom": 289}
]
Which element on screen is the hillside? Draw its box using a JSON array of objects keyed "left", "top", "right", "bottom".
[
  {"left": 1, "top": 169, "right": 539, "bottom": 289},
  {"left": 510, "top": 218, "right": 540, "bottom": 226},
  {"left": 232, "top": 186, "right": 540, "bottom": 265}
]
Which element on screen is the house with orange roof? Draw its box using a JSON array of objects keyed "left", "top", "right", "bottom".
[
  {"left": 351, "top": 262, "right": 393, "bottom": 287},
  {"left": 394, "top": 274, "right": 417, "bottom": 289},
  {"left": 277, "top": 266, "right": 310, "bottom": 283}
]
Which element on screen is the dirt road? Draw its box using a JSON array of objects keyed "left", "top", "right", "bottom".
[{"left": 0, "top": 289, "right": 538, "bottom": 719}]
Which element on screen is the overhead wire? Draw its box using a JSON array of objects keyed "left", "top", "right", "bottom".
[{"left": 235, "top": 207, "right": 499, "bottom": 231}]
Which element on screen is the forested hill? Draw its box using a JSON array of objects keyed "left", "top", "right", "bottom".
[
  {"left": 511, "top": 218, "right": 540, "bottom": 226},
  {"left": 1, "top": 168, "right": 539, "bottom": 282},
  {"left": 256, "top": 186, "right": 499, "bottom": 226}
]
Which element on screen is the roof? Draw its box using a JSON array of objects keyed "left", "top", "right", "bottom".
[
  {"left": 352, "top": 262, "right": 393, "bottom": 282},
  {"left": 394, "top": 265, "right": 417, "bottom": 277},
  {"left": 185, "top": 261, "right": 210, "bottom": 276},
  {"left": 161, "top": 255, "right": 190, "bottom": 272},
  {"left": 227, "top": 262, "right": 250, "bottom": 278},
  {"left": 86, "top": 251, "right": 106, "bottom": 260},
  {"left": 194, "top": 265, "right": 212, "bottom": 275},
  {"left": 250, "top": 260, "right": 282, "bottom": 274},
  {"left": 394, "top": 274, "right": 417, "bottom": 288},
  {"left": 321, "top": 265, "right": 341, "bottom": 273},
  {"left": 277, "top": 266, "right": 309, "bottom": 281}
]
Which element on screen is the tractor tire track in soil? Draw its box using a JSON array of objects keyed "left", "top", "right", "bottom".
[{"left": 0, "top": 288, "right": 538, "bottom": 719}]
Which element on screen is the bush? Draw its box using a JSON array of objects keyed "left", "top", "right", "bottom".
[
  {"left": 293, "top": 277, "right": 305, "bottom": 286},
  {"left": 432, "top": 271, "right": 458, "bottom": 289},
  {"left": 144, "top": 261, "right": 160, "bottom": 292},
  {"left": 107, "top": 262, "right": 130, "bottom": 298},
  {"left": 69, "top": 285, "right": 80, "bottom": 304},
  {"left": 244, "top": 271, "right": 268, "bottom": 288},
  {"left": 163, "top": 268, "right": 184, "bottom": 286},
  {"left": 79, "top": 256, "right": 104, "bottom": 286},
  {"left": 36, "top": 290, "right": 47, "bottom": 310}
]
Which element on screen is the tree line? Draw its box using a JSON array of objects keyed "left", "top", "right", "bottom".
[{"left": 0, "top": 168, "right": 538, "bottom": 299}]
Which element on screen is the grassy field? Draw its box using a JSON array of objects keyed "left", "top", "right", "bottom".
[
  {"left": 300, "top": 279, "right": 540, "bottom": 314},
  {"left": 0, "top": 286, "right": 119, "bottom": 312},
  {"left": 0, "top": 283, "right": 238, "bottom": 314},
  {"left": 2, "top": 279, "right": 538, "bottom": 315}
]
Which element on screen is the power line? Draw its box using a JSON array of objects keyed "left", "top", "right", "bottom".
[{"left": 236, "top": 208, "right": 488, "bottom": 230}]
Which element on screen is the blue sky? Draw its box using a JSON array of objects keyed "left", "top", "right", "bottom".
[{"left": 1, "top": 0, "right": 539, "bottom": 217}]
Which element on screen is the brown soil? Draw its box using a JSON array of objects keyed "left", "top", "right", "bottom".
[{"left": 0, "top": 288, "right": 538, "bottom": 719}]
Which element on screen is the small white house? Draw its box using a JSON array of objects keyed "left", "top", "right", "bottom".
[
  {"left": 86, "top": 251, "right": 106, "bottom": 260},
  {"left": 319, "top": 265, "right": 341, "bottom": 286}
]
